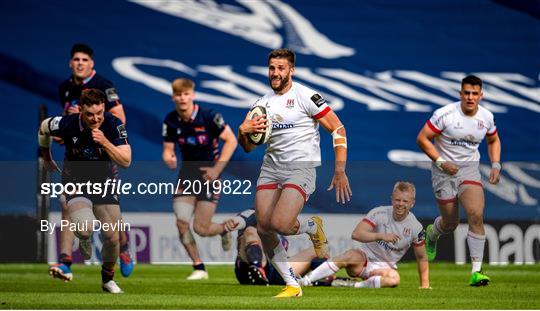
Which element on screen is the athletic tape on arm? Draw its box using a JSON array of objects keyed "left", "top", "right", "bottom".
[
  {"left": 332, "top": 125, "right": 347, "bottom": 148},
  {"left": 38, "top": 117, "right": 52, "bottom": 148}
]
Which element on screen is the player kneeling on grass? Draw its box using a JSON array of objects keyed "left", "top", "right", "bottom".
[
  {"left": 39, "top": 89, "right": 130, "bottom": 293},
  {"left": 300, "top": 182, "right": 430, "bottom": 289},
  {"left": 231, "top": 209, "right": 335, "bottom": 286}
]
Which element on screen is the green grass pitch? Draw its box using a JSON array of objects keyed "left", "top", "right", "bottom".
[{"left": 0, "top": 263, "right": 538, "bottom": 309}]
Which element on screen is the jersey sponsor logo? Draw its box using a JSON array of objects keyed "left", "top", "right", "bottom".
[
  {"left": 194, "top": 126, "right": 206, "bottom": 132},
  {"left": 271, "top": 113, "right": 295, "bottom": 129},
  {"left": 310, "top": 93, "right": 326, "bottom": 107},
  {"left": 117, "top": 124, "right": 128, "bottom": 139},
  {"left": 105, "top": 88, "right": 120, "bottom": 102},
  {"left": 450, "top": 135, "right": 479, "bottom": 147},
  {"left": 50, "top": 116, "right": 62, "bottom": 131},
  {"left": 213, "top": 113, "right": 225, "bottom": 129},
  {"left": 187, "top": 136, "right": 197, "bottom": 145},
  {"left": 376, "top": 240, "right": 403, "bottom": 252}
]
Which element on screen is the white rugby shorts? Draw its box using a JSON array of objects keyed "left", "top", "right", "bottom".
[
  {"left": 256, "top": 161, "right": 316, "bottom": 202},
  {"left": 431, "top": 162, "right": 482, "bottom": 203}
]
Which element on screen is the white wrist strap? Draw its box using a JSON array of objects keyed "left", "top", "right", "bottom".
[
  {"left": 435, "top": 157, "right": 446, "bottom": 171},
  {"left": 491, "top": 162, "right": 502, "bottom": 170}
]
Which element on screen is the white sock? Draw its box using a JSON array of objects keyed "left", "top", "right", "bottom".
[
  {"left": 297, "top": 217, "right": 317, "bottom": 235},
  {"left": 467, "top": 230, "right": 486, "bottom": 273},
  {"left": 430, "top": 216, "right": 449, "bottom": 240},
  {"left": 269, "top": 241, "right": 298, "bottom": 286},
  {"left": 304, "top": 261, "right": 338, "bottom": 284},
  {"left": 354, "top": 275, "right": 381, "bottom": 288}
]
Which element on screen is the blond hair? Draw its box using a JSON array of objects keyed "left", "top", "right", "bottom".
[
  {"left": 171, "top": 78, "right": 195, "bottom": 93},
  {"left": 393, "top": 181, "right": 416, "bottom": 198}
]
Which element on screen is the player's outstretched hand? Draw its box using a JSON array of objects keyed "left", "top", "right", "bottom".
[
  {"left": 489, "top": 167, "right": 501, "bottom": 184},
  {"left": 39, "top": 148, "right": 61, "bottom": 173},
  {"left": 441, "top": 161, "right": 459, "bottom": 175},
  {"left": 327, "top": 171, "right": 352, "bottom": 204}
]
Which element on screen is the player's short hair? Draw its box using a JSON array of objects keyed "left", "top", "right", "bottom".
[
  {"left": 393, "top": 181, "right": 416, "bottom": 198},
  {"left": 71, "top": 43, "right": 94, "bottom": 59},
  {"left": 461, "top": 75, "right": 482, "bottom": 89},
  {"left": 80, "top": 89, "right": 105, "bottom": 107},
  {"left": 172, "top": 78, "right": 195, "bottom": 93},
  {"left": 268, "top": 48, "right": 296, "bottom": 67}
]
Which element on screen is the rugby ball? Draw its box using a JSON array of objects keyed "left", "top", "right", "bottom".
[{"left": 247, "top": 105, "right": 272, "bottom": 145}]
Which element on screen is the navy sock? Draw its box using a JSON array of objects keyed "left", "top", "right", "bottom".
[
  {"left": 193, "top": 263, "right": 206, "bottom": 271},
  {"left": 101, "top": 265, "right": 114, "bottom": 283},
  {"left": 246, "top": 243, "right": 263, "bottom": 267},
  {"left": 310, "top": 257, "right": 327, "bottom": 271},
  {"left": 59, "top": 253, "right": 72, "bottom": 268}
]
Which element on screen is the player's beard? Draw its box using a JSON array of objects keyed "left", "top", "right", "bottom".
[{"left": 270, "top": 74, "right": 290, "bottom": 93}]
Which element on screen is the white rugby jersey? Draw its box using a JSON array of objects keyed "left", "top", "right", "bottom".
[
  {"left": 252, "top": 82, "right": 331, "bottom": 167},
  {"left": 360, "top": 205, "right": 424, "bottom": 268},
  {"left": 427, "top": 102, "right": 497, "bottom": 163}
]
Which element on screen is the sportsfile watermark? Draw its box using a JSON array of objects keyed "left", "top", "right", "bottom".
[{"left": 40, "top": 178, "right": 252, "bottom": 198}]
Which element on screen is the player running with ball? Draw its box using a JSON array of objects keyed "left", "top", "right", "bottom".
[{"left": 238, "top": 48, "right": 352, "bottom": 298}]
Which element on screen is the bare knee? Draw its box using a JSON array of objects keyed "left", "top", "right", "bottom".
[
  {"left": 75, "top": 229, "right": 92, "bottom": 240},
  {"left": 193, "top": 221, "right": 212, "bottom": 237},
  {"left": 102, "top": 230, "right": 120, "bottom": 247},
  {"left": 270, "top": 216, "right": 296, "bottom": 235},
  {"left": 385, "top": 270, "right": 400, "bottom": 287},
  {"left": 244, "top": 226, "right": 258, "bottom": 236},
  {"left": 337, "top": 249, "right": 365, "bottom": 276}
]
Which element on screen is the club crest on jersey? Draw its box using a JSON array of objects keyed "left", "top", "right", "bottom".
[
  {"left": 403, "top": 227, "right": 411, "bottom": 237},
  {"left": 477, "top": 120, "right": 484, "bottom": 130},
  {"left": 286, "top": 98, "right": 295, "bottom": 108}
]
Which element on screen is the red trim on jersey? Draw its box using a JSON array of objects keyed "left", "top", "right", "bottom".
[
  {"left": 362, "top": 218, "right": 376, "bottom": 229},
  {"left": 283, "top": 183, "right": 307, "bottom": 202},
  {"left": 486, "top": 129, "right": 498, "bottom": 136},
  {"left": 459, "top": 180, "right": 483, "bottom": 188},
  {"left": 413, "top": 240, "right": 426, "bottom": 247},
  {"left": 256, "top": 183, "right": 279, "bottom": 191},
  {"left": 426, "top": 120, "right": 442, "bottom": 134},
  {"left": 436, "top": 197, "right": 457, "bottom": 204},
  {"left": 313, "top": 106, "right": 331, "bottom": 119}
]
